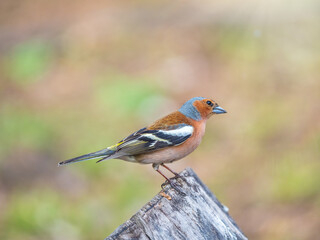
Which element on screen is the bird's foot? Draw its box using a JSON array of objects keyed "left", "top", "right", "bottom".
[
  {"left": 170, "top": 173, "right": 187, "bottom": 182},
  {"left": 166, "top": 171, "right": 187, "bottom": 184},
  {"left": 161, "top": 179, "right": 186, "bottom": 196}
]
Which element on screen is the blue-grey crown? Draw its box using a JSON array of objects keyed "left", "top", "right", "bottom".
[{"left": 178, "top": 97, "right": 205, "bottom": 121}]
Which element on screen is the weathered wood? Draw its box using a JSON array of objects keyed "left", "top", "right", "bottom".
[{"left": 106, "top": 168, "right": 247, "bottom": 240}]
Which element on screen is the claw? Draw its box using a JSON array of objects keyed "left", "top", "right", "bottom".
[
  {"left": 161, "top": 180, "right": 169, "bottom": 190},
  {"left": 154, "top": 164, "right": 186, "bottom": 195},
  {"left": 161, "top": 179, "right": 186, "bottom": 196}
]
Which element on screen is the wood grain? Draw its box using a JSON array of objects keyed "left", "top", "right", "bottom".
[{"left": 106, "top": 168, "right": 247, "bottom": 240}]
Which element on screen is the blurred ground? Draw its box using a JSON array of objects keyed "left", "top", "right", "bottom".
[{"left": 0, "top": 0, "right": 320, "bottom": 239}]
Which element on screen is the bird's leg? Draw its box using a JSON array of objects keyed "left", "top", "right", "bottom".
[
  {"left": 161, "top": 164, "right": 179, "bottom": 176},
  {"left": 153, "top": 164, "right": 185, "bottom": 195},
  {"left": 161, "top": 164, "right": 186, "bottom": 182},
  {"left": 153, "top": 163, "right": 171, "bottom": 182}
]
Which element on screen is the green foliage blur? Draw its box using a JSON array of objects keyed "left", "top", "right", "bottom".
[{"left": 0, "top": 1, "right": 319, "bottom": 240}]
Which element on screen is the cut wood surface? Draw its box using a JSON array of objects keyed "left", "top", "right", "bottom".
[{"left": 106, "top": 168, "right": 247, "bottom": 240}]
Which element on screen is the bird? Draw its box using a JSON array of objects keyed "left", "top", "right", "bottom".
[{"left": 58, "top": 97, "right": 226, "bottom": 190}]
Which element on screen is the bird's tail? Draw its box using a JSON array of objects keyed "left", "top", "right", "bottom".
[{"left": 58, "top": 147, "right": 116, "bottom": 166}]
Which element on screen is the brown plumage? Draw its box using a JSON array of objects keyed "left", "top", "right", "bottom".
[{"left": 148, "top": 111, "right": 192, "bottom": 130}]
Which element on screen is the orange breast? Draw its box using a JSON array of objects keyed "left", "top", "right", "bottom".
[{"left": 135, "top": 119, "right": 207, "bottom": 164}]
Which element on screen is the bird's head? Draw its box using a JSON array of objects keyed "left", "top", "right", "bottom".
[{"left": 179, "top": 97, "right": 227, "bottom": 121}]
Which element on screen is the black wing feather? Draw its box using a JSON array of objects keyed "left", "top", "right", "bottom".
[{"left": 114, "top": 124, "right": 193, "bottom": 155}]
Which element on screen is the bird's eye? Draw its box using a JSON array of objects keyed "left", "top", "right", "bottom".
[{"left": 206, "top": 100, "right": 213, "bottom": 106}]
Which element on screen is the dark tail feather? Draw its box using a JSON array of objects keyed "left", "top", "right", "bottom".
[{"left": 58, "top": 148, "right": 115, "bottom": 166}]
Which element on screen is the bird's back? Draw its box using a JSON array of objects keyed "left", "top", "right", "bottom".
[{"left": 147, "top": 111, "right": 192, "bottom": 130}]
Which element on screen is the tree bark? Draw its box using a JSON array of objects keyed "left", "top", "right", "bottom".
[{"left": 106, "top": 168, "right": 247, "bottom": 240}]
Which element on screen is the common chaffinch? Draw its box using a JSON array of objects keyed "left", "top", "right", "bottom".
[{"left": 59, "top": 97, "right": 226, "bottom": 189}]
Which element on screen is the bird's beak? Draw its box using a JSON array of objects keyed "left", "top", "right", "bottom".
[{"left": 213, "top": 106, "right": 227, "bottom": 114}]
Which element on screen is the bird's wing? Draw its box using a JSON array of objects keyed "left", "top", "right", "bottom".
[{"left": 113, "top": 124, "right": 194, "bottom": 156}]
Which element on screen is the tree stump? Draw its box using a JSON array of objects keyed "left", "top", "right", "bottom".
[{"left": 106, "top": 168, "right": 247, "bottom": 240}]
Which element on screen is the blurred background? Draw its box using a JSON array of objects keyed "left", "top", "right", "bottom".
[{"left": 0, "top": 0, "right": 319, "bottom": 239}]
